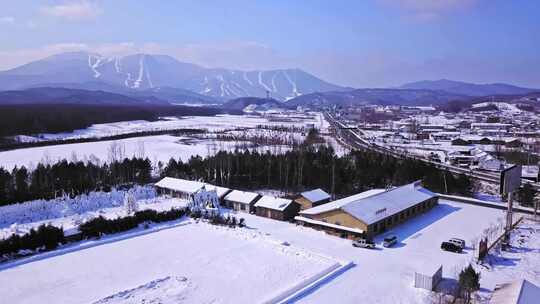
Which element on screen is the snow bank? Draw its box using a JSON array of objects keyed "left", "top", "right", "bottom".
[{"left": 0, "top": 186, "right": 156, "bottom": 228}]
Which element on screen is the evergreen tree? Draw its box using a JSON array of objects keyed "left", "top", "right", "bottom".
[{"left": 458, "top": 264, "right": 480, "bottom": 304}]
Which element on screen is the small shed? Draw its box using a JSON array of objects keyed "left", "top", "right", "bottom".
[
  {"left": 414, "top": 264, "right": 442, "bottom": 291},
  {"left": 223, "top": 190, "right": 261, "bottom": 213},
  {"left": 295, "top": 189, "right": 331, "bottom": 210},
  {"left": 255, "top": 196, "right": 300, "bottom": 221}
]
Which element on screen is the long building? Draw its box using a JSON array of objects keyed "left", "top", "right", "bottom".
[{"left": 296, "top": 181, "right": 438, "bottom": 239}]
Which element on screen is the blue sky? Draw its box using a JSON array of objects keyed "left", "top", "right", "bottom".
[{"left": 0, "top": 0, "right": 539, "bottom": 88}]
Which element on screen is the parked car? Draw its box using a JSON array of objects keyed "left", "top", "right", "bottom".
[
  {"left": 352, "top": 238, "right": 375, "bottom": 249},
  {"left": 441, "top": 241, "right": 462, "bottom": 253},
  {"left": 449, "top": 238, "right": 466, "bottom": 249},
  {"left": 383, "top": 235, "right": 397, "bottom": 247}
]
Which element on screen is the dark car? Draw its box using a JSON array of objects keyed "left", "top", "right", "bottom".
[
  {"left": 383, "top": 235, "right": 398, "bottom": 247},
  {"left": 441, "top": 241, "right": 462, "bottom": 253}
]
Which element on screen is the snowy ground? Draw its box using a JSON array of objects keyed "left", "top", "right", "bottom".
[
  {"left": 0, "top": 218, "right": 336, "bottom": 304},
  {"left": 2, "top": 195, "right": 534, "bottom": 303},
  {"left": 31, "top": 113, "right": 325, "bottom": 141},
  {"left": 475, "top": 218, "right": 540, "bottom": 302},
  {"left": 0, "top": 135, "right": 292, "bottom": 171},
  {"left": 1, "top": 112, "right": 344, "bottom": 171}
]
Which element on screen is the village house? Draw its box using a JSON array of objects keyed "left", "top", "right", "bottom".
[
  {"left": 254, "top": 196, "right": 300, "bottom": 221},
  {"left": 223, "top": 190, "right": 261, "bottom": 213},
  {"left": 295, "top": 188, "right": 331, "bottom": 210},
  {"left": 154, "top": 177, "right": 231, "bottom": 202}
]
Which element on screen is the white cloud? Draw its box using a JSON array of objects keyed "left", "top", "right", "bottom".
[
  {"left": 379, "top": 0, "right": 480, "bottom": 21},
  {"left": 0, "top": 16, "right": 15, "bottom": 25},
  {"left": 41, "top": 1, "right": 102, "bottom": 21}
]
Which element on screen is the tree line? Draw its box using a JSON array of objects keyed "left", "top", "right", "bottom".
[
  {"left": 0, "top": 140, "right": 477, "bottom": 207},
  {"left": 0, "top": 103, "right": 227, "bottom": 138},
  {"left": 161, "top": 144, "right": 476, "bottom": 198},
  {"left": 0, "top": 157, "right": 152, "bottom": 206}
]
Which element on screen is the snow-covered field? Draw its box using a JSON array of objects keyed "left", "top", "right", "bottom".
[
  {"left": 0, "top": 135, "right": 292, "bottom": 171},
  {"left": 0, "top": 218, "right": 336, "bottom": 304},
  {"left": 1, "top": 112, "right": 345, "bottom": 170},
  {"left": 32, "top": 113, "right": 325, "bottom": 141},
  {"left": 2, "top": 194, "right": 536, "bottom": 303}
]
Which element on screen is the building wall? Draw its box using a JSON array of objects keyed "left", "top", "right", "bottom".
[
  {"left": 303, "top": 197, "right": 438, "bottom": 239},
  {"left": 256, "top": 202, "right": 300, "bottom": 221},
  {"left": 256, "top": 207, "right": 284, "bottom": 220},
  {"left": 366, "top": 197, "right": 438, "bottom": 237},
  {"left": 306, "top": 209, "right": 369, "bottom": 232},
  {"left": 295, "top": 197, "right": 313, "bottom": 210}
]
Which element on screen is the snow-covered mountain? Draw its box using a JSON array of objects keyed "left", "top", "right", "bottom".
[{"left": 0, "top": 52, "right": 345, "bottom": 101}]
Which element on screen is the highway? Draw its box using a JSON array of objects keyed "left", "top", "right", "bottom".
[{"left": 324, "top": 112, "right": 539, "bottom": 189}]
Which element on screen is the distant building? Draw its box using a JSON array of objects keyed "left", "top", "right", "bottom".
[
  {"left": 490, "top": 279, "right": 540, "bottom": 304},
  {"left": 295, "top": 189, "right": 331, "bottom": 210},
  {"left": 254, "top": 196, "right": 300, "bottom": 221},
  {"left": 296, "top": 181, "right": 438, "bottom": 239},
  {"left": 223, "top": 190, "right": 261, "bottom": 213},
  {"left": 154, "top": 177, "right": 231, "bottom": 201}
]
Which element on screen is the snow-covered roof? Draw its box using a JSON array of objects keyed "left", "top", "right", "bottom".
[
  {"left": 301, "top": 189, "right": 385, "bottom": 215},
  {"left": 224, "top": 190, "right": 260, "bottom": 204},
  {"left": 294, "top": 216, "right": 364, "bottom": 234},
  {"left": 300, "top": 189, "right": 331, "bottom": 203},
  {"left": 203, "top": 185, "right": 231, "bottom": 198},
  {"left": 301, "top": 182, "right": 436, "bottom": 225},
  {"left": 342, "top": 182, "right": 436, "bottom": 225},
  {"left": 155, "top": 177, "right": 205, "bottom": 194},
  {"left": 490, "top": 279, "right": 540, "bottom": 304},
  {"left": 254, "top": 195, "right": 293, "bottom": 211}
]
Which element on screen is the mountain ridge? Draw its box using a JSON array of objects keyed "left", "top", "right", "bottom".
[
  {"left": 0, "top": 52, "right": 346, "bottom": 101},
  {"left": 400, "top": 79, "right": 538, "bottom": 96}
]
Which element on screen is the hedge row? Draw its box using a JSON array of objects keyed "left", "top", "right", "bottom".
[
  {"left": 79, "top": 208, "right": 187, "bottom": 238},
  {"left": 0, "top": 224, "right": 64, "bottom": 256}
]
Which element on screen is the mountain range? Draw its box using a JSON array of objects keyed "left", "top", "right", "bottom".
[
  {"left": 0, "top": 52, "right": 345, "bottom": 102},
  {"left": 399, "top": 79, "right": 536, "bottom": 96},
  {"left": 0, "top": 52, "right": 538, "bottom": 108}
]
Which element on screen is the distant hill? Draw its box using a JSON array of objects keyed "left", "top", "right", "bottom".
[
  {"left": 23, "top": 82, "right": 218, "bottom": 105},
  {"left": 0, "top": 87, "right": 169, "bottom": 106},
  {"left": 286, "top": 88, "right": 469, "bottom": 107},
  {"left": 0, "top": 52, "right": 346, "bottom": 101},
  {"left": 400, "top": 79, "right": 538, "bottom": 96},
  {"left": 221, "top": 97, "right": 289, "bottom": 111}
]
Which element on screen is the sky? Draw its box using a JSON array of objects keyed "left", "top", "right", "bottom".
[{"left": 0, "top": 0, "right": 539, "bottom": 88}]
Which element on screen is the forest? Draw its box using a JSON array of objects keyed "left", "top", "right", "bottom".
[
  {"left": 161, "top": 145, "right": 476, "bottom": 198},
  {"left": 0, "top": 103, "right": 229, "bottom": 138}
]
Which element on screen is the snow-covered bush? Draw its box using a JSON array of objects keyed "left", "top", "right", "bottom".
[
  {"left": 124, "top": 192, "right": 139, "bottom": 215},
  {"left": 0, "top": 186, "right": 156, "bottom": 227}
]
